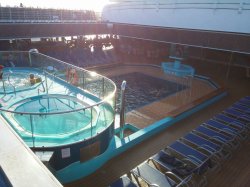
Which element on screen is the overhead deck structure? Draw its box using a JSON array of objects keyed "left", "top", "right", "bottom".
[{"left": 102, "top": 0, "right": 250, "bottom": 54}]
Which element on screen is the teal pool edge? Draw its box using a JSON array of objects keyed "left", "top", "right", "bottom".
[{"left": 57, "top": 91, "right": 227, "bottom": 184}]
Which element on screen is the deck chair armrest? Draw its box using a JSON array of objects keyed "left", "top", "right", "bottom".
[
  {"left": 187, "top": 155, "right": 202, "bottom": 165},
  {"left": 212, "top": 135, "right": 226, "bottom": 143},
  {"left": 212, "top": 136, "right": 235, "bottom": 148},
  {"left": 149, "top": 184, "right": 160, "bottom": 187},
  {"left": 196, "top": 146, "right": 214, "bottom": 155},
  {"left": 231, "top": 122, "right": 249, "bottom": 132},
  {"left": 165, "top": 171, "right": 194, "bottom": 187},
  {"left": 165, "top": 171, "right": 182, "bottom": 183},
  {"left": 200, "top": 144, "right": 217, "bottom": 153},
  {"left": 240, "top": 114, "right": 250, "bottom": 119},
  {"left": 221, "top": 128, "right": 236, "bottom": 136},
  {"left": 227, "top": 122, "right": 243, "bottom": 130},
  {"left": 220, "top": 128, "right": 243, "bottom": 141},
  {"left": 176, "top": 175, "right": 193, "bottom": 187},
  {"left": 199, "top": 146, "right": 222, "bottom": 163},
  {"left": 181, "top": 158, "right": 196, "bottom": 166}
]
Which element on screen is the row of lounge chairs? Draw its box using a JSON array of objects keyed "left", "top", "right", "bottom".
[{"left": 109, "top": 96, "right": 250, "bottom": 187}]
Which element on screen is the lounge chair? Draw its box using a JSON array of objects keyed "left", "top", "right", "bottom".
[
  {"left": 204, "top": 119, "right": 246, "bottom": 140},
  {"left": 192, "top": 125, "right": 239, "bottom": 150},
  {"left": 244, "top": 96, "right": 250, "bottom": 101},
  {"left": 149, "top": 151, "right": 206, "bottom": 187},
  {"left": 231, "top": 104, "right": 250, "bottom": 115},
  {"left": 131, "top": 162, "right": 177, "bottom": 187},
  {"left": 214, "top": 113, "right": 250, "bottom": 131},
  {"left": 166, "top": 140, "right": 213, "bottom": 175},
  {"left": 237, "top": 98, "right": 250, "bottom": 107},
  {"left": 109, "top": 176, "right": 137, "bottom": 187},
  {"left": 226, "top": 107, "right": 250, "bottom": 118},
  {"left": 223, "top": 108, "right": 250, "bottom": 123},
  {"left": 181, "top": 132, "right": 230, "bottom": 160}
]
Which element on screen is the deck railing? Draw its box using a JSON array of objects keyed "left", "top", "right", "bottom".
[
  {"left": 107, "top": 1, "right": 250, "bottom": 11},
  {"left": 0, "top": 6, "right": 99, "bottom": 23}
]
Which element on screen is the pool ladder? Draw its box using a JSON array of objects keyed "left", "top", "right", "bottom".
[
  {"left": 37, "top": 81, "right": 46, "bottom": 95},
  {"left": 2, "top": 73, "right": 16, "bottom": 96}
]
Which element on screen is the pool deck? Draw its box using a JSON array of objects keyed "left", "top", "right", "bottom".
[
  {"left": 0, "top": 116, "right": 62, "bottom": 187},
  {"left": 0, "top": 57, "right": 249, "bottom": 187},
  {"left": 74, "top": 58, "right": 250, "bottom": 187}
]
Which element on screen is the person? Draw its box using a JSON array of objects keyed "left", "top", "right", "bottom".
[
  {"left": 0, "top": 65, "right": 4, "bottom": 80},
  {"left": 29, "top": 73, "right": 41, "bottom": 85},
  {"left": 29, "top": 74, "right": 35, "bottom": 85}
]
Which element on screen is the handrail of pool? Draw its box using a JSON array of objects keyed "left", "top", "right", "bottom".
[
  {"left": 0, "top": 94, "right": 106, "bottom": 115},
  {"left": 37, "top": 80, "right": 46, "bottom": 95},
  {"left": 6, "top": 73, "right": 17, "bottom": 95},
  {"left": 0, "top": 51, "right": 117, "bottom": 116},
  {"left": 1, "top": 80, "right": 6, "bottom": 95}
]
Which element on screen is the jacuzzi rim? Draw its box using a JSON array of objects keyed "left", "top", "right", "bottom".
[{"left": 1, "top": 93, "right": 102, "bottom": 115}]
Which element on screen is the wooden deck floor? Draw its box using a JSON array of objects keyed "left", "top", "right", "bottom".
[{"left": 66, "top": 58, "right": 250, "bottom": 187}]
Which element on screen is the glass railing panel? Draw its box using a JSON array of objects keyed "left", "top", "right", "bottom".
[{"left": 0, "top": 51, "right": 116, "bottom": 148}]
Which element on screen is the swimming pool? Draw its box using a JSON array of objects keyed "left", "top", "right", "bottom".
[
  {"left": 110, "top": 72, "right": 187, "bottom": 112},
  {"left": 0, "top": 70, "right": 44, "bottom": 94},
  {"left": 0, "top": 67, "right": 115, "bottom": 147}
]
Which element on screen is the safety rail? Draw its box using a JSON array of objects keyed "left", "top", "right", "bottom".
[
  {"left": 107, "top": 1, "right": 250, "bottom": 11},
  {"left": 1, "top": 80, "right": 6, "bottom": 95},
  {"left": 37, "top": 81, "right": 46, "bottom": 95},
  {"left": 0, "top": 6, "right": 98, "bottom": 23},
  {"left": 6, "top": 73, "right": 16, "bottom": 96}
]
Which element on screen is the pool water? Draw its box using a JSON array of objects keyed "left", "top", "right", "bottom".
[
  {"left": 14, "top": 97, "right": 94, "bottom": 135},
  {"left": 110, "top": 72, "right": 187, "bottom": 112},
  {"left": 0, "top": 72, "right": 43, "bottom": 93}
]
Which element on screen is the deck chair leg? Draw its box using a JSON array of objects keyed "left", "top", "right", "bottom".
[
  {"left": 131, "top": 172, "right": 142, "bottom": 187},
  {"left": 198, "top": 176, "right": 207, "bottom": 187}
]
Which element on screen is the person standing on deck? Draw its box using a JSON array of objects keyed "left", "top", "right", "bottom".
[{"left": 0, "top": 65, "right": 4, "bottom": 80}]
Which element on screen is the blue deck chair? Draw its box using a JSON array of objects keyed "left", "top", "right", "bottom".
[
  {"left": 181, "top": 132, "right": 230, "bottom": 160},
  {"left": 231, "top": 104, "right": 250, "bottom": 115},
  {"left": 167, "top": 140, "right": 212, "bottom": 175},
  {"left": 149, "top": 151, "right": 202, "bottom": 187},
  {"left": 150, "top": 151, "right": 191, "bottom": 175},
  {"left": 244, "top": 96, "right": 250, "bottom": 101},
  {"left": 237, "top": 99, "right": 250, "bottom": 107},
  {"left": 235, "top": 101, "right": 250, "bottom": 109},
  {"left": 242, "top": 97, "right": 250, "bottom": 103},
  {"left": 204, "top": 119, "right": 246, "bottom": 140},
  {"left": 214, "top": 113, "right": 250, "bottom": 131},
  {"left": 109, "top": 176, "right": 137, "bottom": 187},
  {"left": 192, "top": 125, "right": 239, "bottom": 150},
  {"left": 131, "top": 162, "right": 177, "bottom": 187},
  {"left": 223, "top": 108, "right": 250, "bottom": 122}
]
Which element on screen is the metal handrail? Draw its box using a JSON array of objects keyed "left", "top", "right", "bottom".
[
  {"left": 7, "top": 73, "right": 16, "bottom": 95},
  {"left": 107, "top": 1, "right": 250, "bottom": 11},
  {"left": 37, "top": 81, "right": 46, "bottom": 95},
  {"left": 1, "top": 80, "right": 6, "bottom": 95},
  {"left": 0, "top": 94, "right": 106, "bottom": 115}
]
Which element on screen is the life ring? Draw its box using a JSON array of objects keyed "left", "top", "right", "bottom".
[
  {"left": 66, "top": 68, "right": 79, "bottom": 85},
  {"left": 176, "top": 45, "right": 184, "bottom": 57}
]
